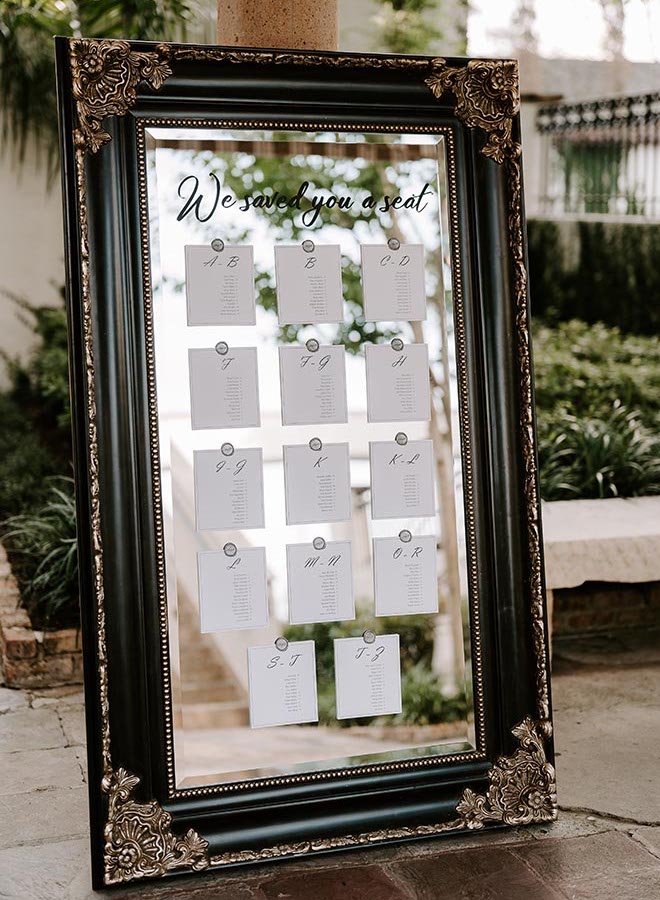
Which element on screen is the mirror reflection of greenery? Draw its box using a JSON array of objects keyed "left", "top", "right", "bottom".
[
  {"left": 158, "top": 134, "right": 472, "bottom": 726},
  {"left": 284, "top": 616, "right": 470, "bottom": 727}
]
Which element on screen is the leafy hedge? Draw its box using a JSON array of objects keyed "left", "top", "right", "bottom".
[
  {"left": 533, "top": 320, "right": 660, "bottom": 427},
  {"left": 0, "top": 300, "right": 77, "bottom": 629},
  {"left": 533, "top": 320, "right": 660, "bottom": 500},
  {"left": 528, "top": 218, "right": 660, "bottom": 335},
  {"left": 4, "top": 479, "right": 78, "bottom": 627}
]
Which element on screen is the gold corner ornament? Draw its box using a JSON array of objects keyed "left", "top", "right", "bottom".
[
  {"left": 207, "top": 718, "right": 556, "bottom": 868},
  {"left": 103, "top": 768, "right": 209, "bottom": 884},
  {"left": 68, "top": 41, "right": 521, "bottom": 166},
  {"left": 70, "top": 39, "right": 172, "bottom": 153},
  {"left": 101, "top": 717, "right": 554, "bottom": 880},
  {"left": 453, "top": 717, "right": 556, "bottom": 828},
  {"left": 425, "top": 58, "right": 521, "bottom": 164}
]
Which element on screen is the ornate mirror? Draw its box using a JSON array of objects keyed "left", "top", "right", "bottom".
[{"left": 56, "top": 39, "right": 555, "bottom": 889}]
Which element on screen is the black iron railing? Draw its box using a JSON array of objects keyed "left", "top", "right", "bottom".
[{"left": 536, "top": 92, "right": 660, "bottom": 217}]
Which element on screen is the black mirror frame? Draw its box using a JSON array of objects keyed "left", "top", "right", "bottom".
[{"left": 55, "top": 37, "right": 556, "bottom": 891}]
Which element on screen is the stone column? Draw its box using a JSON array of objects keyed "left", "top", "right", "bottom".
[{"left": 217, "top": 0, "right": 338, "bottom": 50}]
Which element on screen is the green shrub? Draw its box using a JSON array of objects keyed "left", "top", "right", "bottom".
[
  {"left": 528, "top": 218, "right": 660, "bottom": 335},
  {"left": 0, "top": 393, "right": 59, "bottom": 520},
  {"left": 538, "top": 402, "right": 660, "bottom": 501},
  {"left": 25, "top": 304, "right": 71, "bottom": 435},
  {"left": 3, "top": 478, "right": 78, "bottom": 629},
  {"left": 534, "top": 320, "right": 660, "bottom": 500},
  {"left": 527, "top": 219, "right": 569, "bottom": 320},
  {"left": 533, "top": 319, "right": 660, "bottom": 430},
  {"left": 2, "top": 295, "right": 72, "bottom": 450},
  {"left": 0, "top": 297, "right": 75, "bottom": 629}
]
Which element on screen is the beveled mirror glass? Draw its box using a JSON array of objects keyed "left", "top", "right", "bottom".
[{"left": 144, "top": 126, "right": 479, "bottom": 789}]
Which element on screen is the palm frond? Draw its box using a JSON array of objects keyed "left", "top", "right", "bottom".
[{"left": 0, "top": 0, "right": 203, "bottom": 179}]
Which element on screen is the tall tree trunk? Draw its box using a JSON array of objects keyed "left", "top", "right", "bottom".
[{"left": 217, "top": 0, "right": 338, "bottom": 49}]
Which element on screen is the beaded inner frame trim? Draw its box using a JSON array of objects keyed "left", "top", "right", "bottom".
[{"left": 136, "top": 117, "right": 484, "bottom": 799}]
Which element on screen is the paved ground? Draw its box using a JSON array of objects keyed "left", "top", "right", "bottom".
[{"left": 1, "top": 630, "right": 659, "bottom": 899}]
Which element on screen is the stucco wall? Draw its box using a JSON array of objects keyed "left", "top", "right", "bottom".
[{"left": 0, "top": 136, "right": 64, "bottom": 388}]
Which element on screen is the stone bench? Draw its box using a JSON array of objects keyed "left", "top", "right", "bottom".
[{"left": 542, "top": 496, "right": 660, "bottom": 645}]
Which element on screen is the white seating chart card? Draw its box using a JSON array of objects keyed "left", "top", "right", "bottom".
[
  {"left": 373, "top": 535, "right": 438, "bottom": 617},
  {"left": 279, "top": 344, "right": 348, "bottom": 426},
  {"left": 275, "top": 244, "right": 344, "bottom": 325},
  {"left": 194, "top": 448, "right": 265, "bottom": 531},
  {"left": 283, "top": 442, "right": 352, "bottom": 525},
  {"left": 286, "top": 540, "right": 354, "bottom": 625},
  {"left": 197, "top": 547, "right": 268, "bottom": 633},
  {"left": 365, "top": 342, "right": 431, "bottom": 423},
  {"left": 247, "top": 640, "right": 319, "bottom": 728},
  {"left": 184, "top": 245, "right": 256, "bottom": 326},
  {"left": 361, "top": 244, "right": 427, "bottom": 322},
  {"left": 334, "top": 634, "right": 402, "bottom": 720},
  {"left": 188, "top": 346, "right": 260, "bottom": 430},
  {"left": 177, "top": 174, "right": 448, "bottom": 739},
  {"left": 370, "top": 439, "right": 436, "bottom": 520}
]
